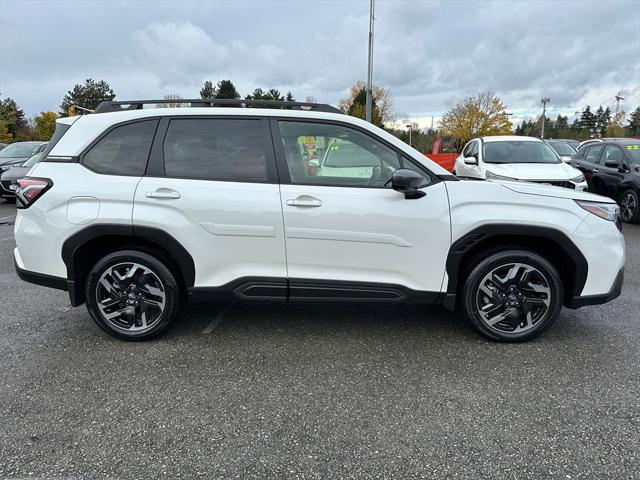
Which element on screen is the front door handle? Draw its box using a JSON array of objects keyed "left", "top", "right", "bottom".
[
  {"left": 286, "top": 195, "right": 322, "bottom": 207},
  {"left": 592, "top": 169, "right": 599, "bottom": 173},
  {"left": 146, "top": 188, "right": 181, "bottom": 199}
]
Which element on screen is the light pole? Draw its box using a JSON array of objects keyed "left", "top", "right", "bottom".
[
  {"left": 365, "top": 0, "right": 375, "bottom": 123},
  {"left": 540, "top": 97, "right": 550, "bottom": 139},
  {"left": 406, "top": 123, "right": 412, "bottom": 147}
]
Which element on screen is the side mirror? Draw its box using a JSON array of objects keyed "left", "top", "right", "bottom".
[
  {"left": 604, "top": 159, "right": 620, "bottom": 169},
  {"left": 391, "top": 169, "right": 427, "bottom": 199},
  {"left": 464, "top": 156, "right": 478, "bottom": 165}
]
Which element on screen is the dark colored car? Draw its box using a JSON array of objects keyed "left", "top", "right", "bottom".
[
  {"left": 0, "top": 152, "right": 45, "bottom": 199},
  {"left": 0, "top": 141, "right": 47, "bottom": 174},
  {"left": 0, "top": 143, "right": 7, "bottom": 151},
  {"left": 556, "top": 138, "right": 579, "bottom": 151},
  {"left": 546, "top": 139, "right": 577, "bottom": 162},
  {"left": 571, "top": 139, "right": 640, "bottom": 223}
]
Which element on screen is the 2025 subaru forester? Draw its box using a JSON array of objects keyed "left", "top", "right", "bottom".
[{"left": 13, "top": 99, "right": 625, "bottom": 342}]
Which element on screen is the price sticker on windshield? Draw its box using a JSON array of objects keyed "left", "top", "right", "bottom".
[{"left": 625, "top": 144, "right": 639, "bottom": 150}]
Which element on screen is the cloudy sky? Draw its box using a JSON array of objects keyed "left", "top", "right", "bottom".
[{"left": 1, "top": 0, "right": 639, "bottom": 128}]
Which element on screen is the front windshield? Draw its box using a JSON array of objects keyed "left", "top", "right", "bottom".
[
  {"left": 624, "top": 144, "right": 640, "bottom": 164},
  {"left": 483, "top": 141, "right": 560, "bottom": 164},
  {"left": 548, "top": 141, "right": 576, "bottom": 156},
  {"left": 23, "top": 152, "right": 44, "bottom": 167},
  {"left": 0, "top": 143, "right": 42, "bottom": 158}
]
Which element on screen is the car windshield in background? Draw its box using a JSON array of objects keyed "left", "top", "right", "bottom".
[
  {"left": 0, "top": 143, "right": 41, "bottom": 158},
  {"left": 483, "top": 141, "right": 561, "bottom": 164},
  {"left": 624, "top": 143, "right": 640, "bottom": 163},
  {"left": 548, "top": 141, "right": 576, "bottom": 156},
  {"left": 22, "top": 152, "right": 45, "bottom": 168}
]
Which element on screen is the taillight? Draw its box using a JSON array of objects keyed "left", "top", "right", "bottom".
[{"left": 15, "top": 177, "right": 53, "bottom": 209}]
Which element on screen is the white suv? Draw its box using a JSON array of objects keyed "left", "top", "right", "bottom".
[
  {"left": 454, "top": 135, "right": 588, "bottom": 190},
  {"left": 13, "top": 99, "right": 625, "bottom": 342}
]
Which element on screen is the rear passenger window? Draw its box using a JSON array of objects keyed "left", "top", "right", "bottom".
[
  {"left": 163, "top": 119, "right": 268, "bottom": 182},
  {"left": 83, "top": 120, "right": 157, "bottom": 176},
  {"left": 585, "top": 145, "right": 604, "bottom": 163}
]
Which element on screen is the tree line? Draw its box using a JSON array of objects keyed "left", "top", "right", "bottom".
[{"left": 2, "top": 77, "right": 639, "bottom": 152}]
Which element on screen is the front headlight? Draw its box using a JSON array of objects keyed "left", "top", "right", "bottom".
[
  {"left": 486, "top": 171, "right": 517, "bottom": 181},
  {"left": 575, "top": 200, "right": 619, "bottom": 222},
  {"left": 570, "top": 174, "right": 585, "bottom": 183}
]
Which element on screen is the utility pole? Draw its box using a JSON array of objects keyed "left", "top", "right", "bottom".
[
  {"left": 615, "top": 91, "right": 624, "bottom": 113},
  {"left": 365, "top": 0, "right": 375, "bottom": 123},
  {"left": 540, "top": 97, "right": 550, "bottom": 138},
  {"left": 406, "top": 124, "right": 412, "bottom": 147}
]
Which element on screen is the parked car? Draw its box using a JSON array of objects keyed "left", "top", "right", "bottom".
[
  {"left": 546, "top": 139, "right": 577, "bottom": 162},
  {"left": 13, "top": 99, "right": 624, "bottom": 343},
  {"left": 571, "top": 139, "right": 640, "bottom": 223},
  {"left": 1, "top": 152, "right": 45, "bottom": 199},
  {"left": 0, "top": 143, "right": 7, "bottom": 151},
  {"left": 0, "top": 141, "right": 47, "bottom": 174},
  {"left": 453, "top": 136, "right": 587, "bottom": 190},
  {"left": 557, "top": 139, "right": 579, "bottom": 151}
]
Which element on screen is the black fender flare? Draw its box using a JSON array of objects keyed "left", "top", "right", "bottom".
[{"left": 445, "top": 224, "right": 588, "bottom": 300}]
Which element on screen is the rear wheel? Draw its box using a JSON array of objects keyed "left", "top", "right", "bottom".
[
  {"left": 619, "top": 189, "right": 639, "bottom": 224},
  {"left": 462, "top": 249, "right": 564, "bottom": 342},
  {"left": 85, "top": 250, "right": 181, "bottom": 340}
]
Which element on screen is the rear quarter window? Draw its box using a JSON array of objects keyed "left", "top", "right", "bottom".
[{"left": 82, "top": 120, "right": 158, "bottom": 176}]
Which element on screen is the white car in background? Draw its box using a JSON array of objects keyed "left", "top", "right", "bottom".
[{"left": 454, "top": 136, "right": 587, "bottom": 191}]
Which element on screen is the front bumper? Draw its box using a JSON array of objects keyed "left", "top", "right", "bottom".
[{"left": 566, "top": 267, "right": 624, "bottom": 308}]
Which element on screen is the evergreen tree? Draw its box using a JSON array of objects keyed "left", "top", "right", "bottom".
[
  {"left": 59, "top": 78, "right": 115, "bottom": 116},
  {"left": 627, "top": 106, "right": 640, "bottom": 136},
  {"left": 214, "top": 80, "right": 240, "bottom": 100},
  {"left": 579, "top": 106, "right": 596, "bottom": 131},
  {"left": 199, "top": 80, "right": 216, "bottom": 99},
  {"left": 286, "top": 91, "right": 295, "bottom": 102},
  {"left": 0, "top": 98, "right": 29, "bottom": 140}
]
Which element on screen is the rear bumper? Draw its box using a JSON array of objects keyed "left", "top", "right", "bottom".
[
  {"left": 15, "top": 259, "right": 68, "bottom": 291},
  {"left": 566, "top": 267, "right": 624, "bottom": 308}
]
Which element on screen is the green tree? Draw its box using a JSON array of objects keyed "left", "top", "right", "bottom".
[
  {"left": 245, "top": 88, "right": 268, "bottom": 100},
  {"left": 60, "top": 78, "right": 115, "bottom": 116},
  {"left": 579, "top": 106, "right": 596, "bottom": 132},
  {"left": 338, "top": 81, "right": 393, "bottom": 126},
  {"left": 0, "top": 98, "right": 29, "bottom": 140},
  {"left": 606, "top": 111, "right": 627, "bottom": 137},
  {"left": 0, "top": 119, "right": 12, "bottom": 143},
  {"left": 439, "top": 91, "right": 512, "bottom": 144},
  {"left": 286, "top": 91, "right": 295, "bottom": 102},
  {"left": 34, "top": 111, "right": 59, "bottom": 140},
  {"left": 199, "top": 80, "right": 216, "bottom": 99},
  {"left": 214, "top": 80, "right": 240, "bottom": 99},
  {"left": 627, "top": 106, "right": 640, "bottom": 136}
]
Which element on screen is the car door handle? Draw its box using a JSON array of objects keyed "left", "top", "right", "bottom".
[
  {"left": 592, "top": 169, "right": 598, "bottom": 173},
  {"left": 286, "top": 196, "right": 322, "bottom": 207},
  {"left": 146, "top": 188, "right": 181, "bottom": 199}
]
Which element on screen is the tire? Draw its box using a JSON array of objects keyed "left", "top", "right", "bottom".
[
  {"left": 462, "top": 249, "right": 564, "bottom": 342},
  {"left": 619, "top": 189, "right": 640, "bottom": 224},
  {"left": 85, "top": 250, "right": 182, "bottom": 340}
]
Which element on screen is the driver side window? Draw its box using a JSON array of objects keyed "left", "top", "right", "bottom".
[{"left": 278, "top": 121, "right": 400, "bottom": 187}]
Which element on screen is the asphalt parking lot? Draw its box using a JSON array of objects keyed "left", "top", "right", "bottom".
[{"left": 0, "top": 199, "right": 639, "bottom": 479}]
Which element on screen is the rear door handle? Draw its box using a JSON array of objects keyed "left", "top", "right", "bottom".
[
  {"left": 146, "top": 188, "right": 181, "bottom": 199},
  {"left": 286, "top": 195, "right": 322, "bottom": 207}
]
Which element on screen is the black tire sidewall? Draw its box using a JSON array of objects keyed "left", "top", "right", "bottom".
[
  {"left": 463, "top": 250, "right": 564, "bottom": 342},
  {"left": 85, "top": 250, "right": 180, "bottom": 341}
]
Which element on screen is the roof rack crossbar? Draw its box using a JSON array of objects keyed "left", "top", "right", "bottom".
[{"left": 95, "top": 99, "right": 343, "bottom": 114}]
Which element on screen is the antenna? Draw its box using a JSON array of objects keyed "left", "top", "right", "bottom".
[{"left": 615, "top": 91, "right": 624, "bottom": 113}]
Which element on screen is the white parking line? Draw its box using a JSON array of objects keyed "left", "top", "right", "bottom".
[
  {"left": 0, "top": 215, "right": 15, "bottom": 221},
  {"left": 0, "top": 236, "right": 13, "bottom": 242},
  {"left": 202, "top": 303, "right": 233, "bottom": 334}
]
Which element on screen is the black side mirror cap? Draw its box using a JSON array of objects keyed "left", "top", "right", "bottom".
[
  {"left": 391, "top": 168, "right": 427, "bottom": 199},
  {"left": 604, "top": 159, "right": 620, "bottom": 168}
]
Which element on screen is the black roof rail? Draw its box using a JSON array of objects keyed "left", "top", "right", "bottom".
[{"left": 95, "top": 98, "right": 343, "bottom": 114}]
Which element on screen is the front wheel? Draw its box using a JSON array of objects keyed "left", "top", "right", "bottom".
[
  {"left": 619, "top": 189, "right": 639, "bottom": 224},
  {"left": 462, "top": 249, "right": 564, "bottom": 342},
  {"left": 85, "top": 250, "right": 182, "bottom": 340}
]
